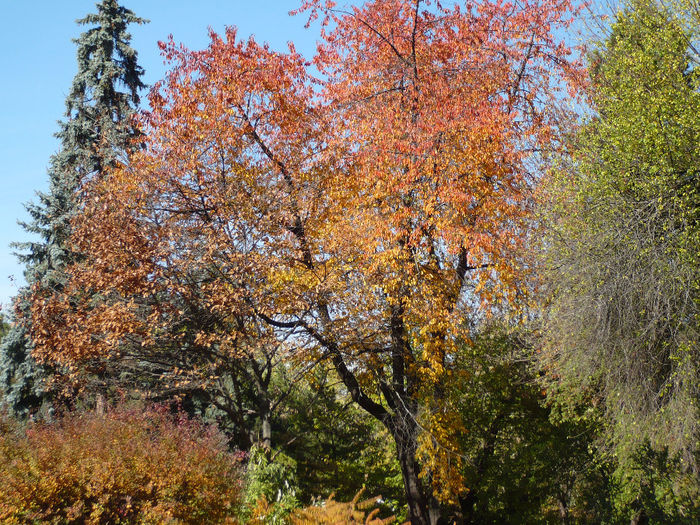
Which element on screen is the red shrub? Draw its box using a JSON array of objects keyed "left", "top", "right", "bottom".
[{"left": 0, "top": 405, "right": 243, "bottom": 524}]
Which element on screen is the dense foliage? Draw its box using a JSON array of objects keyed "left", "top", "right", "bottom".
[
  {"left": 2, "top": 0, "right": 700, "bottom": 523},
  {"left": 29, "top": 1, "right": 578, "bottom": 522},
  {"left": 541, "top": 0, "right": 700, "bottom": 458},
  {"left": 287, "top": 491, "right": 397, "bottom": 525},
  {"left": 538, "top": 1, "right": 700, "bottom": 521},
  {"left": 0, "top": 405, "right": 243, "bottom": 524}
]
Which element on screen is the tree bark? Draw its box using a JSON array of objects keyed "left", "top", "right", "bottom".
[
  {"left": 260, "top": 408, "right": 272, "bottom": 449},
  {"left": 558, "top": 495, "right": 569, "bottom": 525},
  {"left": 630, "top": 510, "right": 648, "bottom": 525},
  {"left": 394, "top": 427, "right": 434, "bottom": 525}
]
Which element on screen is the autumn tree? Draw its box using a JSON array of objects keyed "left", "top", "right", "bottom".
[
  {"left": 0, "top": 0, "right": 146, "bottom": 416},
  {"left": 32, "top": 1, "right": 579, "bottom": 522}
]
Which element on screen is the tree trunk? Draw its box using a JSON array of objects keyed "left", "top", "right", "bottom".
[
  {"left": 558, "top": 495, "right": 569, "bottom": 525},
  {"left": 260, "top": 410, "right": 272, "bottom": 449},
  {"left": 258, "top": 393, "right": 272, "bottom": 450},
  {"left": 319, "top": 325, "right": 441, "bottom": 523},
  {"left": 396, "top": 437, "right": 431, "bottom": 524},
  {"left": 95, "top": 393, "right": 105, "bottom": 415},
  {"left": 630, "top": 510, "right": 648, "bottom": 525},
  {"left": 393, "top": 425, "right": 442, "bottom": 525}
]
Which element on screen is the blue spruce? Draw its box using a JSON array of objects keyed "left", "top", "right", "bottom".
[{"left": 0, "top": 0, "right": 146, "bottom": 417}]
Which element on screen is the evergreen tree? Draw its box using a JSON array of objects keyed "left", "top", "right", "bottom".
[
  {"left": 0, "top": 314, "right": 9, "bottom": 340},
  {"left": 0, "top": 0, "right": 146, "bottom": 417}
]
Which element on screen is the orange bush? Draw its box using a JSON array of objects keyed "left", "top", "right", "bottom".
[{"left": 0, "top": 405, "right": 243, "bottom": 524}]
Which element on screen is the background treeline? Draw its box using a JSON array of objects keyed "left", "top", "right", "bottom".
[{"left": 1, "top": 0, "right": 699, "bottom": 523}]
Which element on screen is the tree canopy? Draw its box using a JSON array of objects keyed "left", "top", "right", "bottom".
[
  {"left": 540, "top": 0, "right": 700, "bottom": 458},
  {"left": 6, "top": 0, "right": 700, "bottom": 523},
  {"left": 29, "top": 0, "right": 579, "bottom": 522}
]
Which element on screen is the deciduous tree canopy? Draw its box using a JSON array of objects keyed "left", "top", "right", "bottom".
[
  {"left": 31, "top": 2, "right": 579, "bottom": 522},
  {"left": 539, "top": 0, "right": 700, "bottom": 459}
]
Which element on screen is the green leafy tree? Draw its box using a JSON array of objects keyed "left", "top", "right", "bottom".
[
  {"left": 241, "top": 444, "right": 300, "bottom": 524},
  {"left": 435, "top": 325, "right": 611, "bottom": 524},
  {"left": 0, "top": 0, "right": 146, "bottom": 417},
  {"left": 279, "top": 375, "right": 405, "bottom": 514},
  {"left": 542, "top": 0, "right": 700, "bottom": 457},
  {"left": 540, "top": 0, "right": 700, "bottom": 520}
]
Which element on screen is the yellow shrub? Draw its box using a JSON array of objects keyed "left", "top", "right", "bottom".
[{"left": 289, "top": 490, "right": 402, "bottom": 525}]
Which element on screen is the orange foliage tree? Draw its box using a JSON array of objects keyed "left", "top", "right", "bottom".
[{"left": 30, "top": 1, "right": 579, "bottom": 522}]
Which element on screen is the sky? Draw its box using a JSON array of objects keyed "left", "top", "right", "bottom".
[{"left": 0, "top": 1, "right": 321, "bottom": 311}]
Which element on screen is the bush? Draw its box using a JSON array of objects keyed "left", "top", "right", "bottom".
[
  {"left": 241, "top": 445, "right": 299, "bottom": 524},
  {"left": 0, "top": 404, "right": 243, "bottom": 524},
  {"left": 289, "top": 490, "right": 399, "bottom": 524}
]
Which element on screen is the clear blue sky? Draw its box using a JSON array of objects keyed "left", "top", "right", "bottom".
[{"left": 0, "top": 1, "right": 319, "bottom": 311}]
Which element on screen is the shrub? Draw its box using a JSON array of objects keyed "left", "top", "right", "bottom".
[
  {"left": 289, "top": 490, "right": 399, "bottom": 524},
  {"left": 0, "top": 404, "right": 243, "bottom": 524},
  {"left": 241, "top": 445, "right": 300, "bottom": 524}
]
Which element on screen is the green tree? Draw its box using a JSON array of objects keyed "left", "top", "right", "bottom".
[
  {"left": 540, "top": 0, "right": 700, "bottom": 519},
  {"left": 279, "top": 375, "right": 405, "bottom": 513},
  {"left": 437, "top": 325, "right": 611, "bottom": 524},
  {"left": 0, "top": 0, "right": 146, "bottom": 417}
]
